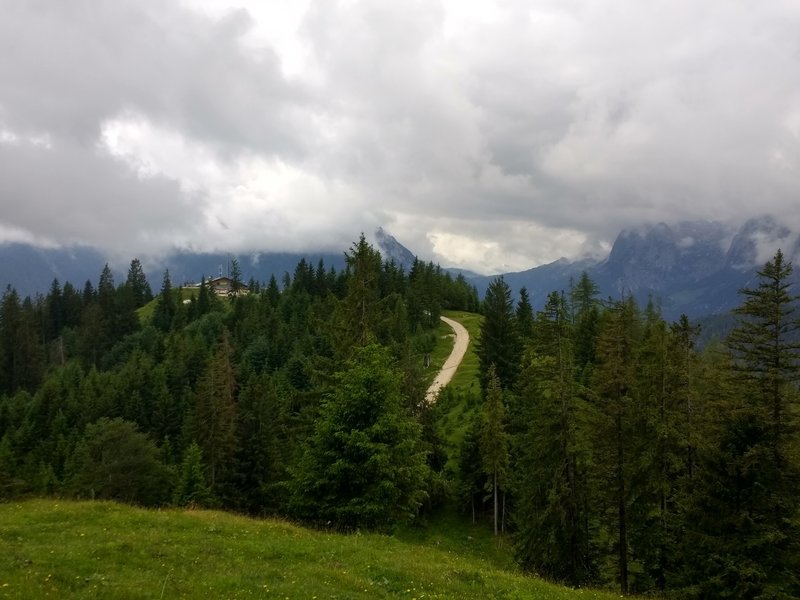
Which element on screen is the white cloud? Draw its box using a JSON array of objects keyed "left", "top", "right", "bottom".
[{"left": 1, "top": 0, "right": 799, "bottom": 273}]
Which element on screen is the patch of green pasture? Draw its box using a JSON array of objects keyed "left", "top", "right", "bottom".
[
  {"left": 135, "top": 288, "right": 205, "bottom": 325},
  {"left": 0, "top": 499, "right": 624, "bottom": 600},
  {"left": 416, "top": 318, "right": 458, "bottom": 387},
  {"left": 135, "top": 298, "right": 157, "bottom": 325},
  {"left": 435, "top": 311, "right": 483, "bottom": 469},
  {"left": 440, "top": 311, "right": 482, "bottom": 396},
  {"left": 394, "top": 506, "right": 516, "bottom": 573}
]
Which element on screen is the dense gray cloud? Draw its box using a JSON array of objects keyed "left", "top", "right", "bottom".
[{"left": 1, "top": 0, "right": 798, "bottom": 273}]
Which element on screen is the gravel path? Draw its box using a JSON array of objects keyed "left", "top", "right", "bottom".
[{"left": 425, "top": 315, "right": 470, "bottom": 402}]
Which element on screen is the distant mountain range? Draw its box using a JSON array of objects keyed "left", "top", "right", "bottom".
[
  {"left": 462, "top": 215, "right": 800, "bottom": 320},
  {"left": 0, "top": 244, "right": 348, "bottom": 298},
  {"left": 1, "top": 216, "right": 798, "bottom": 321}
]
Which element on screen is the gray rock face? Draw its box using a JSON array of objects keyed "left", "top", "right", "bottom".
[
  {"left": 598, "top": 220, "right": 728, "bottom": 295},
  {"left": 374, "top": 227, "right": 417, "bottom": 271},
  {"left": 460, "top": 216, "right": 800, "bottom": 320},
  {"left": 725, "top": 215, "right": 795, "bottom": 271}
]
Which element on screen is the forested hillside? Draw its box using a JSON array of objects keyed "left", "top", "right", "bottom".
[
  {"left": 459, "top": 255, "right": 800, "bottom": 597},
  {"left": 1, "top": 237, "right": 799, "bottom": 598},
  {"left": 0, "top": 236, "right": 478, "bottom": 519}
]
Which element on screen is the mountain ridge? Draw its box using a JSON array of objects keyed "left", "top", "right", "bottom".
[
  {"left": 459, "top": 215, "right": 799, "bottom": 320},
  {"left": 2, "top": 216, "right": 797, "bottom": 320}
]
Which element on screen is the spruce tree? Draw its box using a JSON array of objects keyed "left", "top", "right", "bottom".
[
  {"left": 515, "top": 287, "right": 534, "bottom": 340},
  {"left": 232, "top": 372, "right": 287, "bottom": 514},
  {"left": 173, "top": 442, "right": 211, "bottom": 507},
  {"left": 478, "top": 276, "right": 522, "bottom": 391},
  {"left": 126, "top": 258, "right": 153, "bottom": 308},
  {"left": 229, "top": 257, "right": 244, "bottom": 297},
  {"left": 480, "top": 365, "right": 508, "bottom": 535},
  {"left": 334, "top": 235, "right": 385, "bottom": 355},
  {"left": 0, "top": 288, "right": 44, "bottom": 394},
  {"left": 290, "top": 342, "right": 429, "bottom": 530},
  {"left": 513, "top": 291, "right": 591, "bottom": 585},
  {"left": 153, "top": 270, "right": 177, "bottom": 332},
  {"left": 46, "top": 278, "right": 64, "bottom": 341},
  {"left": 687, "top": 249, "right": 800, "bottom": 597},
  {"left": 186, "top": 331, "right": 238, "bottom": 496},
  {"left": 571, "top": 272, "right": 600, "bottom": 377},
  {"left": 591, "top": 297, "right": 640, "bottom": 595},
  {"left": 68, "top": 418, "right": 173, "bottom": 505},
  {"left": 196, "top": 276, "right": 211, "bottom": 317}
]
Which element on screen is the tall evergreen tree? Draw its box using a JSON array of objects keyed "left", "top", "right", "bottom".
[
  {"left": 68, "top": 417, "right": 173, "bottom": 505},
  {"left": 290, "top": 342, "right": 429, "bottom": 530},
  {"left": 727, "top": 249, "right": 799, "bottom": 470},
  {"left": 686, "top": 249, "right": 800, "bottom": 598},
  {"left": 480, "top": 366, "right": 508, "bottom": 536},
  {"left": 196, "top": 276, "right": 211, "bottom": 317},
  {"left": 229, "top": 257, "right": 244, "bottom": 297},
  {"left": 81, "top": 280, "right": 96, "bottom": 305},
  {"left": 61, "top": 281, "right": 83, "bottom": 330},
  {"left": 173, "top": 442, "right": 211, "bottom": 507},
  {"left": 185, "top": 331, "right": 238, "bottom": 496},
  {"left": 571, "top": 272, "right": 600, "bottom": 377},
  {"left": 334, "top": 235, "right": 385, "bottom": 354},
  {"left": 265, "top": 275, "right": 281, "bottom": 308},
  {"left": 591, "top": 297, "right": 640, "bottom": 595},
  {"left": 513, "top": 291, "right": 591, "bottom": 585},
  {"left": 97, "top": 264, "right": 116, "bottom": 318},
  {"left": 478, "top": 277, "right": 522, "bottom": 391},
  {"left": 45, "top": 278, "right": 64, "bottom": 341},
  {"left": 0, "top": 288, "right": 44, "bottom": 394},
  {"left": 232, "top": 373, "right": 287, "bottom": 514},
  {"left": 153, "top": 270, "right": 177, "bottom": 332},
  {"left": 628, "top": 308, "right": 689, "bottom": 592},
  {"left": 515, "top": 287, "right": 534, "bottom": 340},
  {"left": 126, "top": 258, "right": 153, "bottom": 308}
]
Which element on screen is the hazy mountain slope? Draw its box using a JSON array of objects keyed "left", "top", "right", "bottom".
[
  {"left": 461, "top": 216, "right": 800, "bottom": 320},
  {"left": 374, "top": 226, "right": 417, "bottom": 271},
  {"left": 0, "top": 243, "right": 106, "bottom": 296},
  {"left": 162, "top": 250, "right": 346, "bottom": 287}
]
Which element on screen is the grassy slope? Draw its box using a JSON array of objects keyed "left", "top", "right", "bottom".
[
  {"left": 439, "top": 311, "right": 482, "bottom": 396},
  {"left": 135, "top": 289, "right": 202, "bottom": 325},
  {"left": 436, "top": 311, "right": 484, "bottom": 471},
  {"left": 0, "top": 499, "right": 620, "bottom": 600},
  {"left": 418, "top": 318, "right": 458, "bottom": 388}
]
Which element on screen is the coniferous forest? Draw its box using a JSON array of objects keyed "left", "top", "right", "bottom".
[{"left": 1, "top": 237, "right": 799, "bottom": 598}]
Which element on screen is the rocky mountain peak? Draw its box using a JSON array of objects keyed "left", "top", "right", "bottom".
[
  {"left": 374, "top": 227, "right": 417, "bottom": 270},
  {"left": 602, "top": 220, "right": 728, "bottom": 293},
  {"left": 725, "top": 215, "right": 795, "bottom": 271}
]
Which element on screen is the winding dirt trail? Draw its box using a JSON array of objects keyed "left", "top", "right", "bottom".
[{"left": 425, "top": 315, "right": 470, "bottom": 403}]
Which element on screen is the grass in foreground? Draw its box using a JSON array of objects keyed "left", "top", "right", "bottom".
[{"left": 0, "top": 499, "right": 622, "bottom": 600}]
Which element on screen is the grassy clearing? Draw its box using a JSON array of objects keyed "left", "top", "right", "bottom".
[
  {"left": 435, "top": 311, "right": 483, "bottom": 470},
  {"left": 440, "top": 311, "right": 482, "bottom": 397},
  {"left": 135, "top": 289, "right": 209, "bottom": 325},
  {"left": 0, "top": 499, "right": 622, "bottom": 600},
  {"left": 416, "top": 318, "right": 457, "bottom": 388}
]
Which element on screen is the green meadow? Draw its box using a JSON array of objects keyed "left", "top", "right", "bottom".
[{"left": 0, "top": 499, "right": 622, "bottom": 600}]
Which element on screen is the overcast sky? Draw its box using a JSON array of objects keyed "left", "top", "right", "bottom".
[{"left": 1, "top": 1, "right": 799, "bottom": 273}]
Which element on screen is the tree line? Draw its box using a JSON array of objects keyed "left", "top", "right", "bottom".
[{"left": 460, "top": 251, "right": 799, "bottom": 598}]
